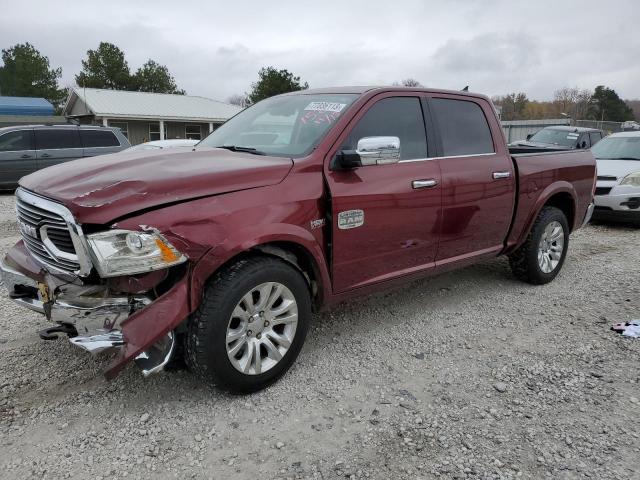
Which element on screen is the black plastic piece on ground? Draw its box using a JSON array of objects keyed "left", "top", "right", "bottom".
[{"left": 38, "top": 323, "right": 78, "bottom": 340}]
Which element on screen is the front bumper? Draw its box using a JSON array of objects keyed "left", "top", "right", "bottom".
[
  {"left": 1, "top": 256, "right": 149, "bottom": 328},
  {"left": 0, "top": 242, "right": 190, "bottom": 377},
  {"left": 593, "top": 184, "right": 640, "bottom": 224}
]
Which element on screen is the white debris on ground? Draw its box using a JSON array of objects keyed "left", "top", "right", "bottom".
[{"left": 0, "top": 193, "right": 639, "bottom": 479}]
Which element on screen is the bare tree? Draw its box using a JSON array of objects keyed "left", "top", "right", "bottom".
[
  {"left": 401, "top": 78, "right": 422, "bottom": 87},
  {"left": 553, "top": 87, "right": 592, "bottom": 120},
  {"left": 227, "top": 94, "right": 247, "bottom": 107}
]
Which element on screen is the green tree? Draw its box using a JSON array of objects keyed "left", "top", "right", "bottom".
[
  {"left": 0, "top": 43, "right": 65, "bottom": 109},
  {"left": 246, "top": 67, "right": 308, "bottom": 105},
  {"left": 75, "top": 42, "right": 133, "bottom": 90},
  {"left": 492, "top": 92, "right": 529, "bottom": 120},
  {"left": 132, "top": 59, "right": 185, "bottom": 94},
  {"left": 588, "top": 85, "right": 634, "bottom": 121}
]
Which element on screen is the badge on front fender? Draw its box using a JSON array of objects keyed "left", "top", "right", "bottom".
[{"left": 338, "top": 209, "right": 364, "bottom": 230}]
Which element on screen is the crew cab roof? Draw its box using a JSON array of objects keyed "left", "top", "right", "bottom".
[{"left": 282, "top": 86, "right": 492, "bottom": 101}]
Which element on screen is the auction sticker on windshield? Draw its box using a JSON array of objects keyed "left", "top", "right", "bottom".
[{"left": 304, "top": 102, "right": 347, "bottom": 112}]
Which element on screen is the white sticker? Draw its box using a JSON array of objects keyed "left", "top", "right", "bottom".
[
  {"left": 567, "top": 133, "right": 579, "bottom": 139},
  {"left": 304, "top": 102, "right": 347, "bottom": 113}
]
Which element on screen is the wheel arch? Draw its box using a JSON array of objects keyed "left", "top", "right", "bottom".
[
  {"left": 509, "top": 181, "right": 578, "bottom": 253},
  {"left": 190, "top": 233, "right": 330, "bottom": 314}
]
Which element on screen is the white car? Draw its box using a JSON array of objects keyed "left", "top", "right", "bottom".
[
  {"left": 126, "top": 139, "right": 199, "bottom": 151},
  {"left": 591, "top": 131, "right": 640, "bottom": 224}
]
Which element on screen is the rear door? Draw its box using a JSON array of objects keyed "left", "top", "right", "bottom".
[
  {"left": 80, "top": 128, "right": 123, "bottom": 157},
  {"left": 35, "top": 127, "right": 83, "bottom": 170},
  {"left": 325, "top": 94, "right": 442, "bottom": 292},
  {"left": 428, "top": 95, "right": 516, "bottom": 264},
  {"left": 0, "top": 129, "right": 36, "bottom": 187}
]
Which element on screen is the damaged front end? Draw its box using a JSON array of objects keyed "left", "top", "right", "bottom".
[{"left": 0, "top": 188, "right": 193, "bottom": 378}]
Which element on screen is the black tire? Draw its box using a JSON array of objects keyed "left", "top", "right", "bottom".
[
  {"left": 508, "top": 206, "right": 569, "bottom": 285},
  {"left": 185, "top": 256, "right": 311, "bottom": 393}
]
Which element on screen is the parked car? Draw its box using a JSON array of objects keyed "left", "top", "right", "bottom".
[
  {"left": 590, "top": 131, "right": 640, "bottom": 224},
  {"left": 0, "top": 87, "right": 596, "bottom": 393},
  {"left": 126, "top": 139, "right": 199, "bottom": 151},
  {"left": 508, "top": 126, "right": 604, "bottom": 153},
  {"left": 0, "top": 124, "right": 130, "bottom": 189}
]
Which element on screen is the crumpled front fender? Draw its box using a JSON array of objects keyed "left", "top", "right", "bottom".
[{"left": 105, "top": 275, "right": 191, "bottom": 379}]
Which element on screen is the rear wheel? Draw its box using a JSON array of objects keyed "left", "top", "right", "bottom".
[
  {"left": 508, "top": 206, "right": 569, "bottom": 285},
  {"left": 185, "top": 256, "right": 311, "bottom": 393}
]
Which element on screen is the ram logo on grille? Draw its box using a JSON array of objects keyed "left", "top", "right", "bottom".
[{"left": 18, "top": 220, "right": 38, "bottom": 238}]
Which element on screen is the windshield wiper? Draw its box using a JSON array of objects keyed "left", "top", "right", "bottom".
[
  {"left": 611, "top": 157, "right": 640, "bottom": 160},
  {"left": 215, "top": 145, "right": 266, "bottom": 155}
]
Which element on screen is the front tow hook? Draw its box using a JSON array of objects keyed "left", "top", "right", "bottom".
[{"left": 38, "top": 323, "right": 78, "bottom": 340}]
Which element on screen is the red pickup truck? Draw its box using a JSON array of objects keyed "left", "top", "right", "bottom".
[{"left": 1, "top": 87, "right": 596, "bottom": 392}]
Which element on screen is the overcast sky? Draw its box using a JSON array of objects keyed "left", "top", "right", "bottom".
[{"left": 1, "top": 0, "right": 639, "bottom": 101}]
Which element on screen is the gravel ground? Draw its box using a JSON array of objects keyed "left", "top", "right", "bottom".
[{"left": 0, "top": 192, "right": 639, "bottom": 480}]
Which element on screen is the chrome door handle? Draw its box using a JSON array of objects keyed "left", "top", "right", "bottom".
[
  {"left": 493, "top": 171, "right": 511, "bottom": 179},
  {"left": 412, "top": 179, "right": 438, "bottom": 189}
]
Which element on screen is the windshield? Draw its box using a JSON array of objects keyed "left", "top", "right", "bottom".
[
  {"left": 197, "top": 93, "right": 359, "bottom": 157},
  {"left": 591, "top": 136, "right": 640, "bottom": 160},
  {"left": 528, "top": 129, "right": 579, "bottom": 147}
]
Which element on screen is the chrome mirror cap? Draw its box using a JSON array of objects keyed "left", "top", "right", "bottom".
[{"left": 356, "top": 136, "right": 401, "bottom": 165}]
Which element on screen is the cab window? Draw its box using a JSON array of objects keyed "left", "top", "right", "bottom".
[{"left": 341, "top": 97, "right": 427, "bottom": 160}]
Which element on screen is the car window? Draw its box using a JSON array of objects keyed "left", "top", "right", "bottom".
[
  {"left": 341, "top": 97, "right": 427, "bottom": 160},
  {"left": 590, "top": 132, "right": 602, "bottom": 146},
  {"left": 579, "top": 134, "right": 590, "bottom": 148},
  {"left": 80, "top": 129, "right": 120, "bottom": 148},
  {"left": 35, "top": 129, "right": 80, "bottom": 150},
  {"left": 431, "top": 98, "right": 494, "bottom": 156},
  {"left": 0, "top": 130, "right": 34, "bottom": 152}
]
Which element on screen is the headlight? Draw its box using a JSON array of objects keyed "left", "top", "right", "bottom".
[
  {"left": 86, "top": 229, "right": 186, "bottom": 277},
  {"left": 620, "top": 171, "right": 640, "bottom": 187}
]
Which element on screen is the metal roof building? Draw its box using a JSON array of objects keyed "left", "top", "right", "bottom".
[
  {"left": 0, "top": 96, "right": 55, "bottom": 116},
  {"left": 63, "top": 87, "right": 242, "bottom": 145}
]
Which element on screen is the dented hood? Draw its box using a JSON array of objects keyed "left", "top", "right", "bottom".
[{"left": 20, "top": 147, "right": 293, "bottom": 224}]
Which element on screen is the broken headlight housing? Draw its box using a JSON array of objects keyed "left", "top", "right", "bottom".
[{"left": 86, "top": 229, "right": 187, "bottom": 278}]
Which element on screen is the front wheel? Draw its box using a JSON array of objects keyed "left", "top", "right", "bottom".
[
  {"left": 508, "top": 206, "right": 569, "bottom": 285},
  {"left": 185, "top": 256, "right": 311, "bottom": 393}
]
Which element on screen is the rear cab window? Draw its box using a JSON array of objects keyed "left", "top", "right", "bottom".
[
  {"left": 430, "top": 98, "right": 495, "bottom": 156},
  {"left": 35, "top": 128, "right": 81, "bottom": 150},
  {"left": 80, "top": 129, "right": 120, "bottom": 148},
  {"left": 0, "top": 129, "right": 34, "bottom": 152}
]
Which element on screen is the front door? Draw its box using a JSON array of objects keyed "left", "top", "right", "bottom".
[
  {"left": 35, "top": 127, "right": 83, "bottom": 170},
  {"left": 428, "top": 96, "right": 516, "bottom": 263},
  {"left": 325, "top": 95, "right": 442, "bottom": 293}
]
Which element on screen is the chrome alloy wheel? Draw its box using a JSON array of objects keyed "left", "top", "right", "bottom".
[
  {"left": 226, "top": 282, "right": 298, "bottom": 375},
  {"left": 537, "top": 221, "right": 565, "bottom": 273}
]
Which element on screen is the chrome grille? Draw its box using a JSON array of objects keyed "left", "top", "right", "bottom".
[{"left": 16, "top": 193, "right": 81, "bottom": 273}]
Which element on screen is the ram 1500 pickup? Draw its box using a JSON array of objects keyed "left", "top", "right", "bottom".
[{"left": 1, "top": 87, "right": 596, "bottom": 392}]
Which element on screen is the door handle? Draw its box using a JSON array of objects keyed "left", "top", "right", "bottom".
[
  {"left": 40, "top": 153, "right": 51, "bottom": 158},
  {"left": 20, "top": 154, "right": 32, "bottom": 159},
  {"left": 493, "top": 171, "right": 511, "bottom": 179},
  {"left": 412, "top": 179, "right": 438, "bottom": 189}
]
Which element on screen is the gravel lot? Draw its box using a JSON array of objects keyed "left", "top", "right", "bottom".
[{"left": 0, "top": 192, "right": 639, "bottom": 480}]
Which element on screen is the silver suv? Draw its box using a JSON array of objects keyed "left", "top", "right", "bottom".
[{"left": 0, "top": 125, "right": 130, "bottom": 189}]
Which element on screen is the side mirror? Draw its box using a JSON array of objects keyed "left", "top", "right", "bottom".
[
  {"left": 331, "top": 136, "right": 401, "bottom": 170},
  {"left": 526, "top": 134, "right": 533, "bottom": 141},
  {"left": 356, "top": 136, "right": 401, "bottom": 165}
]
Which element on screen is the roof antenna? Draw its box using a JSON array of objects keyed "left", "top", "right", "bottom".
[{"left": 461, "top": 86, "right": 469, "bottom": 91}]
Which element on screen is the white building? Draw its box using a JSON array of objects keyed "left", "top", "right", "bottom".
[{"left": 63, "top": 87, "right": 242, "bottom": 145}]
